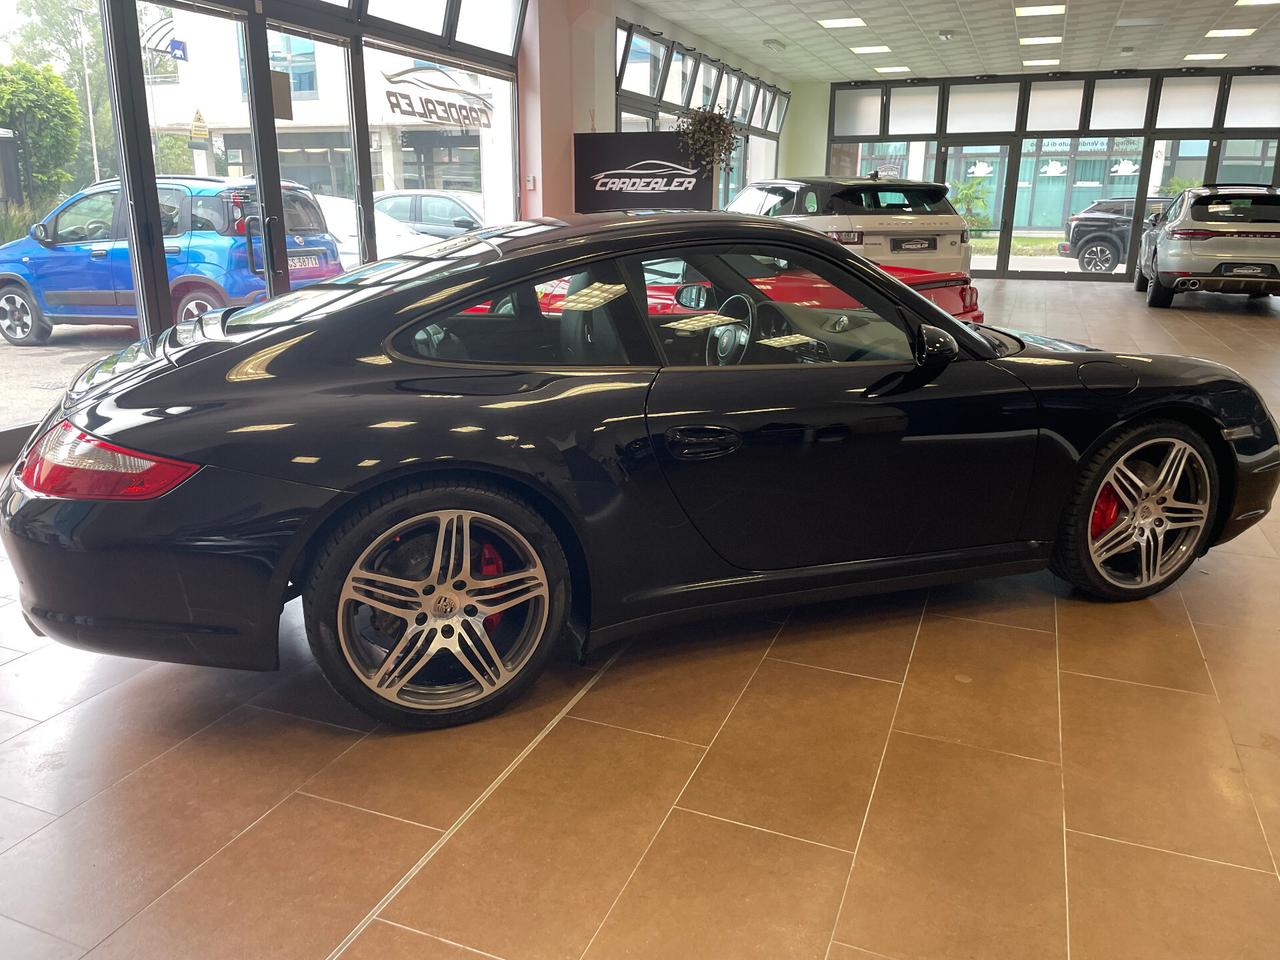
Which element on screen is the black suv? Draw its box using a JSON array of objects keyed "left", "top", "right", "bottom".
[{"left": 1058, "top": 197, "right": 1171, "bottom": 273}]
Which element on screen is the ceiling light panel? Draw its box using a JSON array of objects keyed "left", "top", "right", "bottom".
[
  {"left": 1184, "top": 52, "right": 1227, "bottom": 59},
  {"left": 851, "top": 45, "right": 891, "bottom": 54},
  {"left": 1019, "top": 36, "right": 1063, "bottom": 44},
  {"left": 1023, "top": 58, "right": 1061, "bottom": 66},
  {"left": 818, "top": 17, "right": 866, "bottom": 28},
  {"left": 1015, "top": 5, "right": 1066, "bottom": 15},
  {"left": 875, "top": 66, "right": 911, "bottom": 73},
  {"left": 1205, "top": 28, "right": 1256, "bottom": 36}
]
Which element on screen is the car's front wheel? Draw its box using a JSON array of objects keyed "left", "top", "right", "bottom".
[
  {"left": 0, "top": 285, "right": 51, "bottom": 346},
  {"left": 1077, "top": 239, "right": 1119, "bottom": 273},
  {"left": 304, "top": 480, "right": 570, "bottom": 728},
  {"left": 1052, "top": 420, "right": 1217, "bottom": 601}
]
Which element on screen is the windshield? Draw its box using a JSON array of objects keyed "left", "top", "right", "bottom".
[
  {"left": 727, "top": 185, "right": 797, "bottom": 217},
  {"left": 1190, "top": 194, "right": 1280, "bottom": 224}
]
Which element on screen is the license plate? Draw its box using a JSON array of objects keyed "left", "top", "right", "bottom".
[
  {"left": 1226, "top": 263, "right": 1268, "bottom": 277},
  {"left": 890, "top": 237, "right": 937, "bottom": 253},
  {"left": 289, "top": 255, "right": 321, "bottom": 269}
]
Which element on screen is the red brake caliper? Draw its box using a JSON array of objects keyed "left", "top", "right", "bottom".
[
  {"left": 480, "top": 541, "right": 504, "bottom": 633},
  {"left": 1090, "top": 483, "right": 1122, "bottom": 540}
]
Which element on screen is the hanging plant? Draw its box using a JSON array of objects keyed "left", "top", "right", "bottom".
[{"left": 676, "top": 106, "right": 737, "bottom": 177}]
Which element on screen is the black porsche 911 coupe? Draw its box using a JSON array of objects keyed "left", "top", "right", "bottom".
[{"left": 3, "top": 212, "right": 1278, "bottom": 727}]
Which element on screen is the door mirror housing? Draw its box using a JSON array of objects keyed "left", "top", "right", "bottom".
[
  {"left": 30, "top": 222, "right": 50, "bottom": 244},
  {"left": 914, "top": 323, "right": 959, "bottom": 368},
  {"left": 452, "top": 216, "right": 478, "bottom": 230},
  {"left": 674, "top": 283, "right": 713, "bottom": 310},
  {"left": 1145, "top": 212, "right": 1161, "bottom": 227}
]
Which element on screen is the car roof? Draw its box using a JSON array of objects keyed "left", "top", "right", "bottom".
[
  {"left": 85, "top": 175, "right": 311, "bottom": 194},
  {"left": 747, "top": 176, "right": 949, "bottom": 192},
  {"left": 1187, "top": 183, "right": 1278, "bottom": 196}
]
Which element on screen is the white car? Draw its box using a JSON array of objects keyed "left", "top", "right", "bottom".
[
  {"left": 728, "top": 176, "right": 973, "bottom": 275},
  {"left": 314, "top": 194, "right": 426, "bottom": 271}
]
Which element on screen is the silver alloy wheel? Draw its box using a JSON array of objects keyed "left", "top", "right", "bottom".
[
  {"left": 179, "top": 297, "right": 215, "bottom": 323},
  {"left": 1087, "top": 437, "right": 1211, "bottom": 589},
  {"left": 0, "top": 292, "right": 33, "bottom": 339},
  {"left": 336, "top": 510, "right": 550, "bottom": 710},
  {"left": 1080, "top": 244, "right": 1115, "bottom": 273}
]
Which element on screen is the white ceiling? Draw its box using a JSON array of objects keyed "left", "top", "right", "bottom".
[{"left": 629, "top": 0, "right": 1280, "bottom": 83}]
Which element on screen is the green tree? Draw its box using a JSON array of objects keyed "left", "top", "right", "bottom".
[
  {"left": 1158, "top": 176, "right": 1203, "bottom": 197},
  {"left": 0, "top": 62, "right": 82, "bottom": 204},
  {"left": 154, "top": 133, "right": 194, "bottom": 175},
  {"left": 948, "top": 178, "right": 993, "bottom": 229}
]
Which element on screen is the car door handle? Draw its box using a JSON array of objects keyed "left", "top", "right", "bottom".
[
  {"left": 164, "top": 245, "right": 180, "bottom": 255},
  {"left": 90, "top": 249, "right": 107, "bottom": 259},
  {"left": 664, "top": 424, "right": 742, "bottom": 461}
]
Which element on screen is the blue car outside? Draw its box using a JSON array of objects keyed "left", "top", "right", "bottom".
[{"left": 0, "top": 176, "right": 344, "bottom": 346}]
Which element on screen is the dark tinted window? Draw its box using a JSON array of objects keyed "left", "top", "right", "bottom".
[
  {"left": 1190, "top": 194, "right": 1280, "bottom": 223},
  {"left": 811, "top": 185, "right": 955, "bottom": 216},
  {"left": 191, "top": 196, "right": 231, "bottom": 233},
  {"left": 727, "top": 184, "right": 797, "bottom": 216},
  {"left": 393, "top": 260, "right": 634, "bottom": 366},
  {"left": 282, "top": 191, "right": 327, "bottom": 233}
]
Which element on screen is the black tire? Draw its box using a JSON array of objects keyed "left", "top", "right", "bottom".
[
  {"left": 1146, "top": 263, "right": 1174, "bottom": 308},
  {"left": 0, "top": 284, "right": 51, "bottom": 346},
  {"left": 1077, "top": 239, "right": 1120, "bottom": 274},
  {"left": 303, "top": 479, "right": 571, "bottom": 728},
  {"left": 173, "top": 287, "right": 225, "bottom": 325},
  {"left": 1133, "top": 264, "right": 1149, "bottom": 292},
  {"left": 1051, "top": 419, "right": 1218, "bottom": 602}
]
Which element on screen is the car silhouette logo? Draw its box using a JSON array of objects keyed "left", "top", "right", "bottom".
[
  {"left": 591, "top": 160, "right": 700, "bottom": 193},
  {"left": 900, "top": 239, "right": 930, "bottom": 250}
]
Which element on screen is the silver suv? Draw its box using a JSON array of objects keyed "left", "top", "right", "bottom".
[{"left": 1135, "top": 183, "right": 1280, "bottom": 308}]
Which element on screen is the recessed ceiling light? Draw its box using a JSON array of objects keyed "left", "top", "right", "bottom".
[
  {"left": 1116, "top": 17, "right": 1162, "bottom": 25},
  {"left": 1023, "top": 58, "right": 1060, "bottom": 66},
  {"left": 851, "top": 45, "right": 891, "bottom": 53},
  {"left": 875, "top": 66, "right": 911, "bottom": 73},
  {"left": 1205, "top": 28, "right": 1256, "bottom": 36},
  {"left": 1185, "top": 52, "right": 1227, "bottom": 60},
  {"left": 818, "top": 17, "right": 867, "bottom": 28},
  {"left": 1019, "top": 36, "right": 1062, "bottom": 44},
  {"left": 1015, "top": 5, "right": 1066, "bottom": 15}
]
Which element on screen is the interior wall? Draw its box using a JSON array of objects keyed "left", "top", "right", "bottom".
[{"left": 778, "top": 82, "right": 831, "bottom": 177}]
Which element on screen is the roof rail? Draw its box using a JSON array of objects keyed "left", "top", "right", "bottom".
[{"left": 1200, "top": 182, "right": 1275, "bottom": 190}]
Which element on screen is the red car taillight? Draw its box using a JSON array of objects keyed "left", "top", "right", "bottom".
[
  {"left": 18, "top": 421, "right": 198, "bottom": 501},
  {"left": 1168, "top": 229, "right": 1220, "bottom": 241},
  {"left": 960, "top": 228, "right": 969, "bottom": 244},
  {"left": 825, "top": 230, "right": 864, "bottom": 245},
  {"left": 961, "top": 284, "right": 979, "bottom": 310}
]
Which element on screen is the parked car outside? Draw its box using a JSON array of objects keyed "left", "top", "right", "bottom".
[
  {"left": 1135, "top": 184, "right": 1280, "bottom": 308},
  {"left": 313, "top": 194, "right": 426, "bottom": 271},
  {"left": 728, "top": 176, "right": 973, "bottom": 274},
  {"left": 0, "top": 176, "right": 343, "bottom": 346},
  {"left": 373, "top": 189, "right": 484, "bottom": 238},
  {"left": 4, "top": 212, "right": 1275, "bottom": 728},
  {"left": 1057, "top": 197, "right": 1171, "bottom": 273}
]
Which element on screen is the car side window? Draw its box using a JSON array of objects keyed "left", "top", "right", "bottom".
[
  {"left": 376, "top": 195, "right": 413, "bottom": 220},
  {"left": 393, "top": 259, "right": 635, "bottom": 366},
  {"left": 158, "top": 187, "right": 185, "bottom": 238},
  {"left": 423, "top": 196, "right": 462, "bottom": 223},
  {"left": 51, "top": 191, "right": 117, "bottom": 243},
  {"left": 627, "top": 244, "right": 915, "bottom": 367},
  {"left": 1165, "top": 195, "right": 1186, "bottom": 222}
]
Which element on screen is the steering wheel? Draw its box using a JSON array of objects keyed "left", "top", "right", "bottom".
[
  {"left": 705, "top": 294, "right": 755, "bottom": 366},
  {"left": 83, "top": 218, "right": 110, "bottom": 240}
]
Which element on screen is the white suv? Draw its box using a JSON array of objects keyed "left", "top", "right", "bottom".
[
  {"left": 727, "top": 176, "right": 972, "bottom": 275},
  {"left": 1136, "top": 184, "right": 1280, "bottom": 308}
]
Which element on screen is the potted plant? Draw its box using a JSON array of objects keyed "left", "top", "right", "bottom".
[{"left": 677, "top": 106, "right": 737, "bottom": 200}]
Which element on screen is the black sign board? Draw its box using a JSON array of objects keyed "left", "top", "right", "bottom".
[{"left": 574, "top": 132, "right": 713, "bottom": 213}]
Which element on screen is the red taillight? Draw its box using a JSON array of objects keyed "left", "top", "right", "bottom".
[
  {"left": 960, "top": 228, "right": 969, "bottom": 244},
  {"left": 18, "top": 421, "right": 198, "bottom": 501},
  {"left": 961, "top": 284, "right": 978, "bottom": 310},
  {"left": 825, "top": 230, "right": 864, "bottom": 245},
  {"left": 1169, "top": 229, "right": 1220, "bottom": 241}
]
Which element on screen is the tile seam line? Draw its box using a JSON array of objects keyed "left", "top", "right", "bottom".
[
  {"left": 763, "top": 655, "right": 903, "bottom": 685},
  {"left": 671, "top": 805, "right": 855, "bottom": 855},
  {"left": 1054, "top": 592, "right": 1071, "bottom": 960},
  {"left": 891, "top": 728, "right": 1062, "bottom": 767},
  {"left": 572, "top": 612, "right": 791, "bottom": 960},
  {"left": 295, "top": 790, "right": 444, "bottom": 833},
  {"left": 325, "top": 646, "right": 628, "bottom": 960},
  {"left": 928, "top": 611, "right": 1055, "bottom": 634},
  {"left": 0, "top": 908, "right": 90, "bottom": 952},
  {"left": 373, "top": 917, "right": 510, "bottom": 960},
  {"left": 1065, "top": 828, "right": 1278, "bottom": 876},
  {"left": 1058, "top": 668, "right": 1218, "bottom": 697},
  {"left": 80, "top": 722, "right": 377, "bottom": 955},
  {"left": 822, "top": 591, "right": 930, "bottom": 960},
  {"left": 563, "top": 713, "right": 709, "bottom": 749},
  {"left": 247, "top": 702, "right": 373, "bottom": 735}
]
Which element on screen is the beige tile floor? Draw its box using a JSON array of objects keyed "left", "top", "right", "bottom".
[{"left": 1, "top": 280, "right": 1280, "bottom": 960}]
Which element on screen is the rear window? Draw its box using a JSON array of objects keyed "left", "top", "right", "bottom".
[
  {"left": 804, "top": 185, "right": 955, "bottom": 216},
  {"left": 1190, "top": 194, "right": 1280, "bottom": 224},
  {"left": 282, "top": 191, "right": 327, "bottom": 234}
]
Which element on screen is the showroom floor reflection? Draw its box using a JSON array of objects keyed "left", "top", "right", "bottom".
[{"left": 1, "top": 280, "right": 1279, "bottom": 959}]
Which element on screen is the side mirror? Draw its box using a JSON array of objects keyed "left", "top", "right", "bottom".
[
  {"left": 1146, "top": 212, "right": 1160, "bottom": 227},
  {"left": 914, "top": 323, "right": 958, "bottom": 368},
  {"left": 30, "top": 222, "right": 50, "bottom": 244},
  {"left": 673, "top": 283, "right": 712, "bottom": 310},
  {"left": 453, "top": 217, "right": 478, "bottom": 230}
]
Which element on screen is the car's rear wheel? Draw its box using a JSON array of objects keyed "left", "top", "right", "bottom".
[
  {"left": 173, "top": 288, "right": 225, "bottom": 325},
  {"left": 1052, "top": 420, "right": 1217, "bottom": 601},
  {"left": 1077, "top": 240, "right": 1119, "bottom": 273},
  {"left": 304, "top": 481, "right": 570, "bottom": 728},
  {"left": 1133, "top": 264, "right": 1149, "bottom": 292},
  {"left": 1146, "top": 262, "right": 1175, "bottom": 308},
  {"left": 0, "top": 285, "right": 50, "bottom": 346}
]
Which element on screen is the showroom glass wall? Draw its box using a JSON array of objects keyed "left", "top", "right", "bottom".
[
  {"left": 615, "top": 21, "right": 788, "bottom": 208},
  {"left": 829, "top": 69, "right": 1280, "bottom": 278},
  {"left": 0, "top": 0, "right": 524, "bottom": 431}
]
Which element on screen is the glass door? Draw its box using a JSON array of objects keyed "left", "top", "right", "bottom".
[{"left": 937, "top": 139, "right": 1014, "bottom": 274}]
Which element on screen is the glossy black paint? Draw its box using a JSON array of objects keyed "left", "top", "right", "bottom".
[{"left": 2, "top": 211, "right": 1278, "bottom": 671}]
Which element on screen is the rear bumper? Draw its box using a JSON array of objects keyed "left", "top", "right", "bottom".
[
  {"left": 0, "top": 464, "right": 342, "bottom": 670},
  {"left": 1216, "top": 420, "right": 1280, "bottom": 544},
  {"left": 1158, "top": 271, "right": 1280, "bottom": 294}
]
